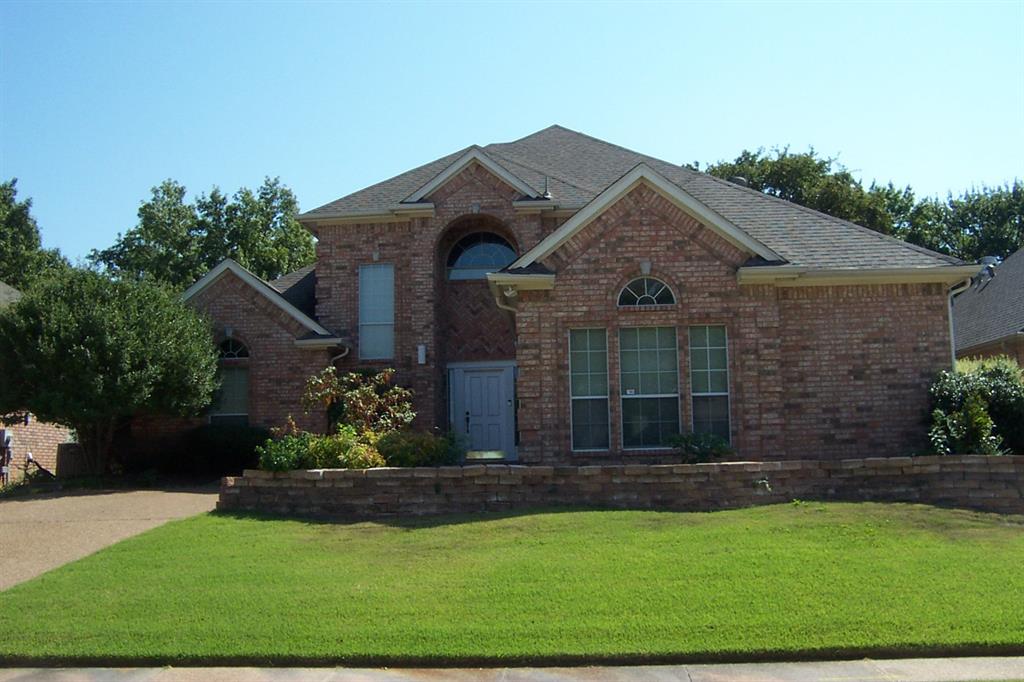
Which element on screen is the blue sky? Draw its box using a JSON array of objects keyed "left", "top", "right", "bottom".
[{"left": 2, "top": 1, "right": 1022, "bottom": 262}]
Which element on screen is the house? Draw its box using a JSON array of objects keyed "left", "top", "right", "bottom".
[
  {"left": 0, "top": 281, "right": 73, "bottom": 484},
  {"left": 177, "top": 125, "right": 978, "bottom": 464},
  {"left": 953, "top": 248, "right": 1024, "bottom": 362}
]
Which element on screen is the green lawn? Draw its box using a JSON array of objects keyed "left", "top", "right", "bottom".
[{"left": 1, "top": 502, "right": 1023, "bottom": 665}]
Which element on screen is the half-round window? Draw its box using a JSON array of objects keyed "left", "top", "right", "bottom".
[
  {"left": 618, "top": 277, "right": 675, "bottom": 306},
  {"left": 218, "top": 338, "right": 249, "bottom": 359},
  {"left": 446, "top": 233, "right": 516, "bottom": 280}
]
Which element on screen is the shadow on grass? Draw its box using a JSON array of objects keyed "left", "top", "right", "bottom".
[{"left": 3, "top": 642, "right": 1024, "bottom": 669}]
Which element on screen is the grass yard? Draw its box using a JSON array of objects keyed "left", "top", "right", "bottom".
[{"left": 1, "top": 502, "right": 1023, "bottom": 665}]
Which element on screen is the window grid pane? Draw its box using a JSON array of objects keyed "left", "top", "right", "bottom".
[
  {"left": 359, "top": 264, "right": 395, "bottom": 359},
  {"left": 689, "top": 325, "right": 730, "bottom": 441},
  {"left": 570, "top": 329, "right": 609, "bottom": 450},
  {"left": 619, "top": 327, "right": 680, "bottom": 448}
]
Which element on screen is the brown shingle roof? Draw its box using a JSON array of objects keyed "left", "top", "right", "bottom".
[
  {"left": 954, "top": 248, "right": 1024, "bottom": 351},
  {"left": 301, "top": 125, "right": 961, "bottom": 270}
]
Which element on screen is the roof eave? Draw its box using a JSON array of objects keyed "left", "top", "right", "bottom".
[{"left": 737, "top": 264, "right": 983, "bottom": 287}]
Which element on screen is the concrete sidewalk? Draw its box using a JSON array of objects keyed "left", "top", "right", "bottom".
[
  {"left": 1, "top": 658, "right": 1023, "bottom": 681},
  {"left": 0, "top": 488, "right": 217, "bottom": 591}
]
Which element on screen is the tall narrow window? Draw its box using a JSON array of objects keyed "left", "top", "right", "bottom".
[
  {"left": 359, "top": 263, "right": 394, "bottom": 360},
  {"left": 689, "top": 325, "right": 730, "bottom": 440},
  {"left": 210, "top": 339, "right": 249, "bottom": 427},
  {"left": 620, "top": 327, "right": 680, "bottom": 448},
  {"left": 569, "top": 329, "right": 609, "bottom": 450}
]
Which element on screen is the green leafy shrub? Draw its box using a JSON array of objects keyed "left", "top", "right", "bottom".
[
  {"left": 377, "top": 430, "right": 460, "bottom": 467},
  {"left": 302, "top": 368, "right": 415, "bottom": 433},
  {"left": 929, "top": 356, "right": 1024, "bottom": 455},
  {"left": 668, "top": 432, "right": 734, "bottom": 464},
  {"left": 256, "top": 424, "right": 385, "bottom": 471}
]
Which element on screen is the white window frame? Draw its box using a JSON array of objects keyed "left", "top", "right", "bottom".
[
  {"left": 617, "top": 277, "right": 676, "bottom": 307},
  {"left": 358, "top": 263, "right": 395, "bottom": 360},
  {"left": 619, "top": 326, "right": 681, "bottom": 451},
  {"left": 688, "top": 325, "right": 731, "bottom": 442},
  {"left": 568, "top": 328, "right": 610, "bottom": 452}
]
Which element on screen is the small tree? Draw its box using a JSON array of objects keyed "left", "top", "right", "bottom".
[
  {"left": 302, "top": 367, "right": 414, "bottom": 434},
  {"left": 0, "top": 268, "right": 218, "bottom": 473}
]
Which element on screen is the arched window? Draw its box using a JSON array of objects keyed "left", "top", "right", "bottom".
[
  {"left": 210, "top": 338, "right": 249, "bottom": 426},
  {"left": 618, "top": 277, "right": 675, "bottom": 306},
  {"left": 446, "top": 233, "right": 516, "bottom": 280}
]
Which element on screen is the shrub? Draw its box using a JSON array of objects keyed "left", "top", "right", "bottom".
[
  {"left": 302, "top": 367, "right": 415, "bottom": 433},
  {"left": 377, "top": 430, "right": 460, "bottom": 467},
  {"left": 668, "top": 432, "right": 734, "bottom": 464},
  {"left": 181, "top": 424, "right": 271, "bottom": 476},
  {"left": 256, "top": 424, "right": 385, "bottom": 471},
  {"left": 929, "top": 356, "right": 1024, "bottom": 455}
]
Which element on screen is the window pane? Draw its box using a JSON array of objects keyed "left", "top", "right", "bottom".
[
  {"left": 693, "top": 396, "right": 730, "bottom": 439},
  {"left": 620, "top": 350, "right": 639, "bottom": 373},
  {"left": 623, "top": 397, "right": 680, "bottom": 448},
  {"left": 709, "top": 348, "right": 728, "bottom": 370},
  {"left": 360, "top": 324, "right": 394, "bottom": 360},
  {"left": 570, "top": 350, "right": 590, "bottom": 373},
  {"left": 570, "top": 374, "right": 590, "bottom": 397},
  {"left": 709, "top": 370, "right": 729, "bottom": 393},
  {"left": 620, "top": 328, "right": 638, "bottom": 350},
  {"left": 572, "top": 399, "right": 609, "bottom": 450},
  {"left": 658, "top": 370, "right": 677, "bottom": 395},
  {"left": 639, "top": 372, "right": 660, "bottom": 395},
  {"left": 690, "top": 326, "right": 708, "bottom": 347},
  {"left": 690, "top": 348, "right": 708, "bottom": 370},
  {"left": 691, "top": 371, "right": 709, "bottom": 394},
  {"left": 569, "top": 329, "right": 589, "bottom": 352},
  {"left": 707, "top": 326, "right": 727, "bottom": 347},
  {"left": 638, "top": 327, "right": 658, "bottom": 348},
  {"left": 590, "top": 351, "right": 607, "bottom": 374},
  {"left": 588, "top": 329, "right": 607, "bottom": 351},
  {"left": 657, "top": 327, "right": 676, "bottom": 347}
]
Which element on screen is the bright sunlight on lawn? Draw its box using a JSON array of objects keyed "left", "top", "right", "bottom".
[{"left": 1, "top": 502, "right": 1022, "bottom": 665}]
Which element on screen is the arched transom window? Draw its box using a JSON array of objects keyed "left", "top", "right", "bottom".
[
  {"left": 618, "top": 277, "right": 675, "bottom": 306},
  {"left": 446, "top": 233, "right": 516, "bottom": 280},
  {"left": 219, "top": 338, "right": 249, "bottom": 359}
]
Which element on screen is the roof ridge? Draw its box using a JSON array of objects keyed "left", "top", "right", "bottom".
[
  {"left": 484, "top": 147, "right": 598, "bottom": 197},
  {"left": 693, "top": 171, "right": 963, "bottom": 266}
]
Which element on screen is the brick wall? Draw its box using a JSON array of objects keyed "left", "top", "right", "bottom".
[
  {"left": 513, "top": 183, "right": 953, "bottom": 464},
  {"left": 219, "top": 455, "right": 1024, "bottom": 518},
  {"left": 1, "top": 417, "right": 72, "bottom": 483},
  {"left": 314, "top": 164, "right": 546, "bottom": 431}
]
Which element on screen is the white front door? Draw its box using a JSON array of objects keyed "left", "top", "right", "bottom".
[{"left": 449, "top": 364, "right": 516, "bottom": 460}]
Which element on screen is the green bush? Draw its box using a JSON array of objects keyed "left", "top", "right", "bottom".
[
  {"left": 377, "top": 430, "right": 461, "bottom": 467},
  {"left": 256, "top": 424, "right": 385, "bottom": 472},
  {"left": 929, "top": 356, "right": 1024, "bottom": 455},
  {"left": 668, "top": 432, "right": 734, "bottom": 464}
]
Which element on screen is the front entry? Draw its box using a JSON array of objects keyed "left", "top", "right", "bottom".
[{"left": 448, "top": 363, "right": 516, "bottom": 461}]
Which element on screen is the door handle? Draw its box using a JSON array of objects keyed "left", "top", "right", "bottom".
[{"left": 465, "top": 410, "right": 470, "bottom": 433}]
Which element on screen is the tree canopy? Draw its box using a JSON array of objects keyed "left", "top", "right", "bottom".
[
  {"left": 0, "top": 268, "right": 219, "bottom": 473},
  {"left": 0, "top": 179, "right": 68, "bottom": 291},
  {"left": 89, "top": 177, "right": 315, "bottom": 289},
  {"left": 701, "top": 149, "right": 1022, "bottom": 262}
]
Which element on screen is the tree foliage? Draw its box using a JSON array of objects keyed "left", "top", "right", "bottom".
[
  {"left": 702, "top": 149, "right": 1022, "bottom": 261},
  {"left": 89, "top": 177, "right": 315, "bottom": 288},
  {"left": 0, "top": 179, "right": 68, "bottom": 290},
  {"left": 302, "top": 367, "right": 415, "bottom": 434},
  {"left": 0, "top": 268, "right": 219, "bottom": 473}
]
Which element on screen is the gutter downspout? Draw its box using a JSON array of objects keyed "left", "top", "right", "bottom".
[
  {"left": 947, "top": 277, "right": 972, "bottom": 369},
  {"left": 491, "top": 285, "right": 518, "bottom": 313}
]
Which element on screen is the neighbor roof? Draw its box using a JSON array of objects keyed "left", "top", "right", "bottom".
[
  {"left": 301, "top": 125, "right": 963, "bottom": 271},
  {"left": 0, "top": 281, "right": 21, "bottom": 307},
  {"left": 954, "top": 248, "right": 1024, "bottom": 351}
]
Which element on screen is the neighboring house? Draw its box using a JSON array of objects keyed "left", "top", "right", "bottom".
[
  {"left": 0, "top": 281, "right": 73, "bottom": 484},
  {"left": 953, "top": 248, "right": 1024, "bottom": 363},
  {"left": 171, "top": 125, "right": 977, "bottom": 464}
]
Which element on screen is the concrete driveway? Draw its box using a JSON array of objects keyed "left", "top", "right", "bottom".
[{"left": 0, "top": 487, "right": 217, "bottom": 590}]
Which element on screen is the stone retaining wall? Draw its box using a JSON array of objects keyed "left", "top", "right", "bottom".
[{"left": 218, "top": 455, "right": 1024, "bottom": 518}]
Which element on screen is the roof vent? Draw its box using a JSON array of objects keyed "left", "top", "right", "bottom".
[
  {"left": 974, "top": 256, "right": 999, "bottom": 289},
  {"left": 542, "top": 176, "right": 552, "bottom": 200},
  {"left": 728, "top": 176, "right": 749, "bottom": 188}
]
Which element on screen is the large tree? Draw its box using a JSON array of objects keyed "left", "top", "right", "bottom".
[
  {"left": 90, "top": 177, "right": 315, "bottom": 288},
  {"left": 0, "top": 179, "right": 68, "bottom": 290},
  {"left": 702, "top": 149, "right": 1022, "bottom": 261},
  {"left": 0, "top": 268, "right": 219, "bottom": 473}
]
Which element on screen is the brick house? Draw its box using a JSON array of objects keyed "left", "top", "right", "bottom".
[
  {"left": 0, "top": 281, "right": 73, "bottom": 484},
  {"left": 953, "top": 248, "right": 1024, "bottom": 363},
  {"left": 183, "top": 125, "right": 979, "bottom": 464}
]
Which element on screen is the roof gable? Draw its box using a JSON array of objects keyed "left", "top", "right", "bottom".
[
  {"left": 404, "top": 147, "right": 540, "bottom": 203},
  {"left": 183, "top": 259, "right": 333, "bottom": 338},
  {"left": 511, "top": 163, "right": 782, "bottom": 269}
]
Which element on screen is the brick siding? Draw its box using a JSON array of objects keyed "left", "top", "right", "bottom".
[
  {"left": 1, "top": 417, "right": 72, "bottom": 483},
  {"left": 219, "top": 455, "right": 1024, "bottom": 518}
]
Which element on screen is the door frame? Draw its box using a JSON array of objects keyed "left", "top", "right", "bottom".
[{"left": 447, "top": 360, "right": 517, "bottom": 461}]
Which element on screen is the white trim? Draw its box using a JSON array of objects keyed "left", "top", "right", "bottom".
[
  {"left": 737, "top": 264, "right": 982, "bottom": 286},
  {"left": 510, "top": 164, "right": 782, "bottom": 269},
  {"left": 405, "top": 148, "right": 539, "bottom": 203},
  {"left": 485, "top": 272, "right": 556, "bottom": 289},
  {"left": 294, "top": 337, "right": 345, "bottom": 349},
  {"left": 182, "top": 259, "right": 333, "bottom": 337},
  {"left": 446, "top": 360, "right": 518, "bottom": 369}
]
